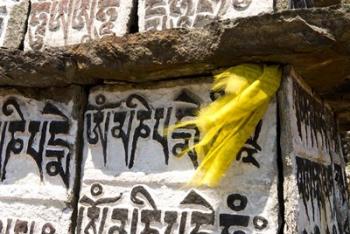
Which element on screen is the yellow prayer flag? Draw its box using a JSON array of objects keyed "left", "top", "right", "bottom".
[{"left": 174, "top": 64, "right": 282, "bottom": 187}]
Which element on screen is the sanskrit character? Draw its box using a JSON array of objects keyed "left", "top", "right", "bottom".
[{"left": 80, "top": 184, "right": 122, "bottom": 234}]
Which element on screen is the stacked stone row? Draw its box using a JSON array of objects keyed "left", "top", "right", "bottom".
[{"left": 0, "top": 0, "right": 342, "bottom": 50}]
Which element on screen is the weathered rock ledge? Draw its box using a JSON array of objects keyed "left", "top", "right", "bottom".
[{"left": 1, "top": 6, "right": 350, "bottom": 129}]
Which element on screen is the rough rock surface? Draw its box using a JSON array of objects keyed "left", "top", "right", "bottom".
[
  {"left": 342, "top": 131, "right": 350, "bottom": 162},
  {"left": 0, "top": 7, "right": 350, "bottom": 130},
  {"left": 138, "top": 0, "right": 273, "bottom": 32},
  {"left": 0, "top": 0, "right": 29, "bottom": 49},
  {"left": 24, "top": 0, "right": 135, "bottom": 51}
]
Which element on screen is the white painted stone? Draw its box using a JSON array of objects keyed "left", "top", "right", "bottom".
[
  {"left": 138, "top": 0, "right": 273, "bottom": 32},
  {"left": 0, "top": 87, "right": 83, "bottom": 233},
  {"left": 78, "top": 80, "right": 280, "bottom": 233},
  {"left": 279, "top": 68, "right": 350, "bottom": 234},
  {"left": 0, "top": 0, "right": 29, "bottom": 48},
  {"left": 24, "top": 0, "right": 134, "bottom": 51}
]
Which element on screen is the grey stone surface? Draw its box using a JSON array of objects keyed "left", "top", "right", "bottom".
[
  {"left": 278, "top": 66, "right": 350, "bottom": 234},
  {"left": 0, "top": 7, "right": 348, "bottom": 86},
  {"left": 0, "top": 0, "right": 29, "bottom": 49},
  {"left": 138, "top": 0, "right": 273, "bottom": 32},
  {"left": 24, "top": 0, "right": 135, "bottom": 51}
]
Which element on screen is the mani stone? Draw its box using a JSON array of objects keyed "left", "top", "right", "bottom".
[
  {"left": 0, "top": 0, "right": 29, "bottom": 49},
  {"left": 138, "top": 0, "right": 274, "bottom": 32},
  {"left": 78, "top": 79, "right": 280, "bottom": 233},
  {"left": 0, "top": 86, "right": 84, "bottom": 234},
  {"left": 279, "top": 67, "right": 350, "bottom": 234},
  {"left": 24, "top": 0, "right": 135, "bottom": 51}
]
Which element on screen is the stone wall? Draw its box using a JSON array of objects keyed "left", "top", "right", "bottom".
[
  {"left": 0, "top": 68, "right": 347, "bottom": 233},
  {"left": 279, "top": 67, "right": 350, "bottom": 234},
  {"left": 0, "top": 0, "right": 344, "bottom": 50},
  {"left": 0, "top": 0, "right": 349, "bottom": 234}
]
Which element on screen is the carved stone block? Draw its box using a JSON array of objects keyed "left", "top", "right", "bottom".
[
  {"left": 78, "top": 79, "right": 280, "bottom": 233},
  {"left": 0, "top": 0, "right": 29, "bottom": 48},
  {"left": 0, "top": 86, "right": 85, "bottom": 233},
  {"left": 24, "top": 0, "right": 134, "bottom": 51},
  {"left": 279, "top": 67, "right": 350, "bottom": 234},
  {"left": 138, "top": 0, "right": 274, "bottom": 32}
]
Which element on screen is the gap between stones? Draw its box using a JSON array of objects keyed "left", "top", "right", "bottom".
[
  {"left": 18, "top": 0, "right": 31, "bottom": 50},
  {"left": 129, "top": 0, "right": 139, "bottom": 34},
  {"left": 69, "top": 86, "right": 88, "bottom": 234},
  {"left": 277, "top": 92, "right": 286, "bottom": 234}
]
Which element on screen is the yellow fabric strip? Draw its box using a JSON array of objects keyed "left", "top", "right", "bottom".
[{"left": 175, "top": 64, "right": 282, "bottom": 187}]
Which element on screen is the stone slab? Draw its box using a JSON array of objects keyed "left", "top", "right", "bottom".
[
  {"left": 279, "top": 67, "right": 350, "bottom": 234},
  {"left": 0, "top": 86, "right": 84, "bottom": 233},
  {"left": 0, "top": 0, "right": 29, "bottom": 49},
  {"left": 24, "top": 0, "right": 134, "bottom": 51},
  {"left": 78, "top": 79, "right": 280, "bottom": 233},
  {"left": 138, "top": 0, "right": 273, "bottom": 31}
]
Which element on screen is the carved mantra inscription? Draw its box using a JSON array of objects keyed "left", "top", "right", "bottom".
[
  {"left": 295, "top": 156, "right": 340, "bottom": 234},
  {"left": 292, "top": 79, "right": 339, "bottom": 154},
  {"left": 81, "top": 85, "right": 278, "bottom": 233},
  {"left": 292, "top": 76, "right": 350, "bottom": 233},
  {"left": 140, "top": 0, "right": 272, "bottom": 31},
  {"left": 85, "top": 89, "right": 262, "bottom": 170},
  {"left": 281, "top": 73, "right": 350, "bottom": 234},
  {"left": 77, "top": 184, "right": 269, "bottom": 233},
  {"left": 26, "top": 0, "right": 131, "bottom": 50},
  {"left": 0, "top": 97, "right": 72, "bottom": 188},
  {"left": 0, "top": 219, "right": 56, "bottom": 234}
]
